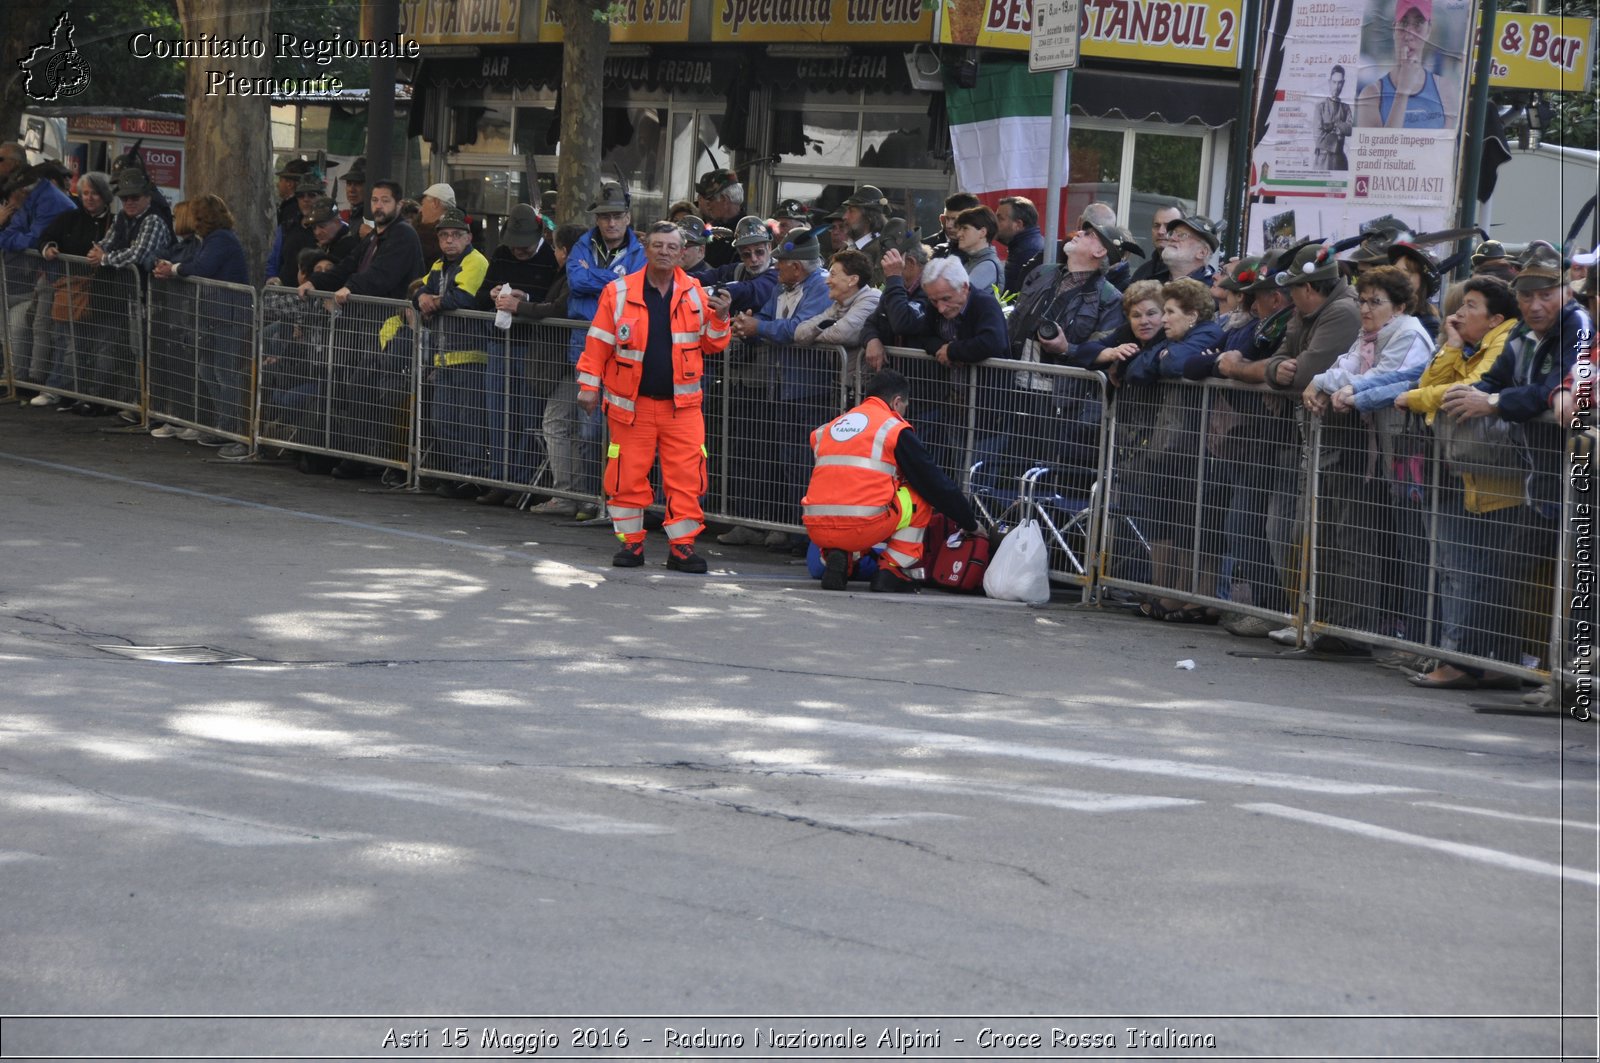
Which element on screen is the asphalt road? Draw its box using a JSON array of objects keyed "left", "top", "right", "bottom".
[{"left": 1, "top": 401, "right": 1595, "bottom": 1061}]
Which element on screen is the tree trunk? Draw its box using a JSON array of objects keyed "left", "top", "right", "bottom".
[
  {"left": 2, "top": 0, "right": 66, "bottom": 151},
  {"left": 552, "top": 0, "right": 610, "bottom": 226},
  {"left": 175, "top": 0, "right": 275, "bottom": 287}
]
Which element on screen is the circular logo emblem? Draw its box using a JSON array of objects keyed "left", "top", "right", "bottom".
[
  {"left": 47, "top": 52, "right": 92, "bottom": 100},
  {"left": 828, "top": 412, "right": 869, "bottom": 443}
]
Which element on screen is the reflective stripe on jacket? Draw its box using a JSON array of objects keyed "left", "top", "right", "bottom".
[
  {"left": 575, "top": 266, "right": 731, "bottom": 425},
  {"left": 802, "top": 396, "right": 909, "bottom": 530}
]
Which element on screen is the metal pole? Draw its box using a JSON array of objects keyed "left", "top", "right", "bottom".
[
  {"left": 1042, "top": 69, "right": 1071, "bottom": 266},
  {"left": 1456, "top": 0, "right": 1498, "bottom": 268},
  {"left": 366, "top": 0, "right": 400, "bottom": 185},
  {"left": 1225, "top": 0, "right": 1263, "bottom": 259}
]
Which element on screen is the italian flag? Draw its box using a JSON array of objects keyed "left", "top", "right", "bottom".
[{"left": 946, "top": 60, "right": 1069, "bottom": 236}]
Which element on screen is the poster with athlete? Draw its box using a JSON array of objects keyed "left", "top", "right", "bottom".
[{"left": 1245, "top": 0, "right": 1472, "bottom": 253}]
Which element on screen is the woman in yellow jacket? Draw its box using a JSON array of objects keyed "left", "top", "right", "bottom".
[{"left": 1393, "top": 276, "right": 1522, "bottom": 690}]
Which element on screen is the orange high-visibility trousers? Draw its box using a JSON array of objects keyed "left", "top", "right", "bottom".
[
  {"left": 805, "top": 484, "right": 932, "bottom": 578},
  {"left": 603, "top": 396, "right": 707, "bottom": 546}
]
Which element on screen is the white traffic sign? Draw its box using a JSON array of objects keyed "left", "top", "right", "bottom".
[{"left": 1030, "top": 0, "right": 1082, "bottom": 73}]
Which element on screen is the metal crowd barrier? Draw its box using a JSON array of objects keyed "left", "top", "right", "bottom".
[
  {"left": 257, "top": 285, "right": 421, "bottom": 475},
  {"left": 1307, "top": 404, "right": 1574, "bottom": 685},
  {"left": 1096, "top": 376, "right": 1299, "bottom": 628},
  {"left": 4, "top": 250, "right": 145, "bottom": 413},
  {"left": 146, "top": 272, "right": 258, "bottom": 443},
  {"left": 869, "top": 345, "right": 1112, "bottom": 594}
]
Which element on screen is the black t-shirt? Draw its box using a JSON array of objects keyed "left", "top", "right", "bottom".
[{"left": 640, "top": 281, "right": 674, "bottom": 398}]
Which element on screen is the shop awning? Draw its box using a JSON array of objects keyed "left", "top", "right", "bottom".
[{"left": 1069, "top": 67, "right": 1240, "bottom": 129}]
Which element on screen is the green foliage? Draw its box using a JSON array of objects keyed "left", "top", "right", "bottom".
[
  {"left": 272, "top": 0, "right": 371, "bottom": 88},
  {"left": 69, "top": 0, "right": 187, "bottom": 111},
  {"left": 592, "top": 1, "right": 630, "bottom": 23}
]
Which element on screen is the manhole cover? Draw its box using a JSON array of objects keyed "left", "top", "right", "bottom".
[{"left": 95, "top": 644, "right": 257, "bottom": 664}]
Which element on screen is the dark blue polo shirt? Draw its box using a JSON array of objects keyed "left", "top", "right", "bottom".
[{"left": 640, "top": 281, "right": 674, "bottom": 398}]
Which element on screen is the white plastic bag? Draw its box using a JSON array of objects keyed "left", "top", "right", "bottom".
[{"left": 982, "top": 519, "right": 1051, "bottom": 604}]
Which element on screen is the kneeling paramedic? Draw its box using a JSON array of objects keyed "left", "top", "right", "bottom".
[
  {"left": 803, "top": 369, "right": 981, "bottom": 592},
  {"left": 577, "top": 220, "right": 731, "bottom": 571}
]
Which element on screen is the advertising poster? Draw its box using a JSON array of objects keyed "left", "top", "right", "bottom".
[{"left": 1246, "top": 0, "right": 1473, "bottom": 252}]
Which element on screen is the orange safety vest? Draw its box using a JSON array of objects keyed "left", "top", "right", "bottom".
[
  {"left": 802, "top": 396, "right": 914, "bottom": 535},
  {"left": 575, "top": 266, "right": 731, "bottom": 425}
]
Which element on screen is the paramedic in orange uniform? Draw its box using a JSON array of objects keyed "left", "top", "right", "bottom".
[
  {"left": 803, "top": 369, "right": 981, "bottom": 593},
  {"left": 577, "top": 220, "right": 731, "bottom": 572}
]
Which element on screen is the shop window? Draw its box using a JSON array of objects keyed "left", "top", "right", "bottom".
[
  {"left": 514, "top": 107, "right": 558, "bottom": 156},
  {"left": 669, "top": 110, "right": 732, "bottom": 206},
  {"left": 1066, "top": 127, "right": 1123, "bottom": 225},
  {"left": 271, "top": 105, "right": 298, "bottom": 153},
  {"left": 451, "top": 169, "right": 529, "bottom": 219},
  {"left": 602, "top": 106, "right": 668, "bottom": 222},
  {"left": 455, "top": 103, "right": 514, "bottom": 154},
  {"left": 860, "top": 112, "right": 939, "bottom": 171},
  {"left": 298, "top": 106, "right": 330, "bottom": 152},
  {"left": 780, "top": 110, "right": 859, "bottom": 168},
  {"left": 1128, "top": 132, "right": 1202, "bottom": 242}
]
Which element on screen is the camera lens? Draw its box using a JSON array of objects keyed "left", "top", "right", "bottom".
[{"left": 1036, "top": 320, "right": 1061, "bottom": 342}]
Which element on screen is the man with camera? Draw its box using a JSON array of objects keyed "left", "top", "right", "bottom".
[{"left": 1006, "top": 218, "right": 1131, "bottom": 369}]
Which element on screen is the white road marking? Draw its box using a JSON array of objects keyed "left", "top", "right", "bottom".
[
  {"left": 646, "top": 708, "right": 1421, "bottom": 796},
  {"left": 1241, "top": 802, "right": 1600, "bottom": 887},
  {"left": 1413, "top": 800, "right": 1600, "bottom": 832}
]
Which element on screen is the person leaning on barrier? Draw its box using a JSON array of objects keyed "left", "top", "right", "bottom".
[
  {"left": 1383, "top": 276, "right": 1525, "bottom": 690},
  {"left": 792, "top": 249, "right": 882, "bottom": 366},
  {"left": 79, "top": 168, "right": 172, "bottom": 414},
  {"left": 481, "top": 204, "right": 557, "bottom": 311},
  {"left": 1443, "top": 240, "right": 1594, "bottom": 518},
  {"left": 32, "top": 171, "right": 114, "bottom": 408},
  {"left": 1, "top": 152, "right": 76, "bottom": 396},
  {"left": 575, "top": 220, "right": 732, "bottom": 572},
  {"left": 803, "top": 368, "right": 982, "bottom": 594},
  {"left": 299, "top": 180, "right": 424, "bottom": 304},
  {"left": 705, "top": 216, "right": 778, "bottom": 316},
  {"left": 416, "top": 182, "right": 456, "bottom": 269},
  {"left": 1006, "top": 218, "right": 1130, "bottom": 370},
  {"left": 918, "top": 256, "right": 1008, "bottom": 367},
  {"left": 862, "top": 223, "right": 938, "bottom": 369},
  {"left": 1263, "top": 241, "right": 1362, "bottom": 395},
  {"left": 1206, "top": 249, "right": 1294, "bottom": 386},
  {"left": 307, "top": 196, "right": 359, "bottom": 267},
  {"left": 414, "top": 206, "right": 494, "bottom": 500},
  {"left": 1303, "top": 265, "right": 1434, "bottom": 417},
  {"left": 1183, "top": 256, "right": 1263, "bottom": 380}
]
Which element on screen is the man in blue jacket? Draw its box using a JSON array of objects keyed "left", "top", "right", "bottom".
[
  {"left": 532, "top": 183, "right": 645, "bottom": 518},
  {"left": 1, "top": 155, "right": 75, "bottom": 389}
]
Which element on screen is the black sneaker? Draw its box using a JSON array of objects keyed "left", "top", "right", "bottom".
[
  {"left": 820, "top": 549, "right": 849, "bottom": 591},
  {"left": 612, "top": 542, "right": 645, "bottom": 568},
  {"left": 870, "top": 568, "right": 919, "bottom": 594},
  {"left": 666, "top": 544, "right": 708, "bottom": 573}
]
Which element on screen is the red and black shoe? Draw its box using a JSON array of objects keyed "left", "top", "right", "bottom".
[
  {"left": 666, "top": 543, "right": 708, "bottom": 573},
  {"left": 870, "top": 567, "right": 919, "bottom": 594},
  {"left": 612, "top": 541, "right": 645, "bottom": 568}
]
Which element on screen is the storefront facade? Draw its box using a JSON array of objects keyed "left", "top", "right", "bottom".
[{"left": 380, "top": 0, "right": 1244, "bottom": 246}]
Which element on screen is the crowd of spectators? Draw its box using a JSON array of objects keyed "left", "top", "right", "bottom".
[{"left": 1, "top": 144, "right": 1594, "bottom": 704}]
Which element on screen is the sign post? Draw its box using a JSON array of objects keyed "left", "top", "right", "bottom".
[{"left": 1030, "top": 0, "right": 1080, "bottom": 265}]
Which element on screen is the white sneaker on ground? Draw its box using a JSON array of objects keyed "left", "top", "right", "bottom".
[
  {"left": 217, "top": 443, "right": 253, "bottom": 461},
  {"left": 176, "top": 427, "right": 203, "bottom": 441},
  {"left": 717, "top": 525, "right": 765, "bottom": 545},
  {"left": 29, "top": 393, "right": 59, "bottom": 407},
  {"left": 763, "top": 530, "right": 791, "bottom": 547},
  {"left": 1267, "top": 626, "right": 1300, "bottom": 646},
  {"left": 150, "top": 424, "right": 184, "bottom": 438},
  {"left": 1221, "top": 613, "right": 1277, "bottom": 638},
  {"left": 530, "top": 498, "right": 578, "bottom": 517}
]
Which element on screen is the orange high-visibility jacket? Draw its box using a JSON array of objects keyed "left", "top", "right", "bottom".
[
  {"left": 576, "top": 266, "right": 730, "bottom": 425},
  {"left": 802, "top": 396, "right": 911, "bottom": 534}
]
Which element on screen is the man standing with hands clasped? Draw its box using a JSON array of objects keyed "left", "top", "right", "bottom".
[{"left": 576, "top": 221, "right": 732, "bottom": 572}]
